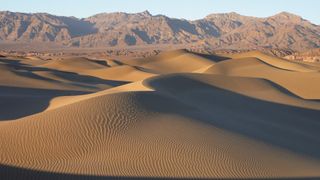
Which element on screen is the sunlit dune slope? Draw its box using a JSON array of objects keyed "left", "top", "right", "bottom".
[
  {"left": 227, "top": 51, "right": 318, "bottom": 72},
  {"left": 121, "top": 49, "right": 218, "bottom": 74},
  {"left": 205, "top": 57, "right": 320, "bottom": 99}
]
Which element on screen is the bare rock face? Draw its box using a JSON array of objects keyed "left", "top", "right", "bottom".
[
  {"left": 0, "top": 11, "right": 96, "bottom": 43},
  {"left": 0, "top": 11, "right": 319, "bottom": 51}
]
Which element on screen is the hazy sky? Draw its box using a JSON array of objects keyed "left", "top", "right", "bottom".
[{"left": 1, "top": 0, "right": 319, "bottom": 24}]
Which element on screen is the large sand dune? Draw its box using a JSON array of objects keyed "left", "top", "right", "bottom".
[{"left": 1, "top": 50, "right": 320, "bottom": 179}]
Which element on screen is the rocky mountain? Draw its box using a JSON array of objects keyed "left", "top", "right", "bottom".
[
  {"left": 0, "top": 11, "right": 319, "bottom": 51},
  {"left": 0, "top": 11, "right": 96, "bottom": 42}
]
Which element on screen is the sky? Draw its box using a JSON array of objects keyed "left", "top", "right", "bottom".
[{"left": 0, "top": 0, "right": 319, "bottom": 24}]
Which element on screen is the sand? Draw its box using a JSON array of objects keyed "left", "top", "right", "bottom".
[{"left": 1, "top": 50, "right": 320, "bottom": 179}]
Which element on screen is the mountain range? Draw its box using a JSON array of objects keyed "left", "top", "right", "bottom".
[{"left": 0, "top": 11, "right": 319, "bottom": 51}]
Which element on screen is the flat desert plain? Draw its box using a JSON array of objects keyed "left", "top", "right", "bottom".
[{"left": 1, "top": 50, "right": 320, "bottom": 179}]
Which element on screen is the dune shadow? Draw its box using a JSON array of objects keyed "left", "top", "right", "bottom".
[
  {"left": 0, "top": 58, "right": 127, "bottom": 88},
  {"left": 0, "top": 58, "right": 128, "bottom": 120},
  {"left": 0, "top": 164, "right": 318, "bottom": 180},
  {"left": 143, "top": 75, "right": 320, "bottom": 160},
  {"left": 0, "top": 86, "right": 88, "bottom": 121},
  {"left": 87, "top": 59, "right": 109, "bottom": 67},
  {"left": 192, "top": 52, "right": 230, "bottom": 62},
  {"left": 266, "top": 78, "right": 320, "bottom": 102}
]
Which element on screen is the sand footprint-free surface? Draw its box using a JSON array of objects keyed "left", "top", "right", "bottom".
[{"left": 1, "top": 50, "right": 320, "bottom": 179}]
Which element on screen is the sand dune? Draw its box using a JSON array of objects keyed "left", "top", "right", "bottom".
[
  {"left": 46, "top": 80, "right": 152, "bottom": 111},
  {"left": 41, "top": 57, "right": 108, "bottom": 71},
  {"left": 146, "top": 73, "right": 320, "bottom": 110},
  {"left": 41, "top": 57, "right": 156, "bottom": 82},
  {"left": 84, "top": 65, "right": 156, "bottom": 82},
  {"left": 227, "top": 51, "right": 318, "bottom": 72},
  {"left": 205, "top": 57, "right": 320, "bottom": 99},
  {"left": 121, "top": 50, "right": 216, "bottom": 74},
  {"left": 0, "top": 57, "right": 126, "bottom": 121},
  {"left": 1, "top": 50, "right": 320, "bottom": 179}
]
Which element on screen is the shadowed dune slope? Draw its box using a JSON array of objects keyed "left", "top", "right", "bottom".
[
  {"left": 0, "top": 57, "right": 127, "bottom": 120},
  {"left": 145, "top": 73, "right": 320, "bottom": 110},
  {"left": 205, "top": 57, "right": 320, "bottom": 99},
  {"left": 0, "top": 86, "right": 87, "bottom": 121},
  {"left": 0, "top": 57, "right": 124, "bottom": 91},
  {"left": 1, "top": 50, "right": 320, "bottom": 179},
  {"left": 41, "top": 57, "right": 156, "bottom": 82}
]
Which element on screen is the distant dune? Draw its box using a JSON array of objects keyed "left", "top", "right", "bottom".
[{"left": 1, "top": 50, "right": 320, "bottom": 179}]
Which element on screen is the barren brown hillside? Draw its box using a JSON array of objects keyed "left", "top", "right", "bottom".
[{"left": 0, "top": 11, "right": 319, "bottom": 51}]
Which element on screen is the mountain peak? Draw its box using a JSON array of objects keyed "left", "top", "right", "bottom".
[
  {"left": 271, "top": 11, "right": 303, "bottom": 21},
  {"left": 206, "top": 12, "right": 240, "bottom": 17},
  {"left": 276, "top": 11, "right": 300, "bottom": 17},
  {"left": 205, "top": 12, "right": 250, "bottom": 21},
  {"left": 139, "top": 10, "right": 152, "bottom": 17}
]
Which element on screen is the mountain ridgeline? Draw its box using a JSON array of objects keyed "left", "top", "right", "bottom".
[{"left": 0, "top": 11, "right": 319, "bottom": 51}]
